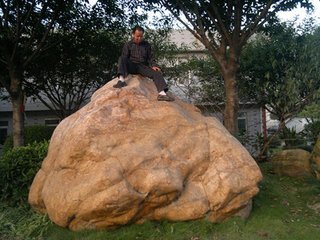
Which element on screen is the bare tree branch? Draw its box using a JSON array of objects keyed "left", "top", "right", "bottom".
[
  {"left": 233, "top": 0, "right": 243, "bottom": 42},
  {"left": 17, "top": 0, "right": 36, "bottom": 37},
  {"left": 201, "top": 1, "right": 232, "bottom": 46},
  {"left": 241, "top": 0, "right": 276, "bottom": 45},
  {"left": 23, "top": 2, "right": 59, "bottom": 68},
  {"left": 25, "top": 1, "right": 49, "bottom": 50},
  {"left": 159, "top": 0, "right": 219, "bottom": 60},
  {"left": 23, "top": 79, "right": 62, "bottom": 118}
]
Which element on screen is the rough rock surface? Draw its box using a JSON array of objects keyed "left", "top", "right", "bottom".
[
  {"left": 271, "top": 149, "right": 312, "bottom": 177},
  {"left": 29, "top": 75, "right": 263, "bottom": 231}
]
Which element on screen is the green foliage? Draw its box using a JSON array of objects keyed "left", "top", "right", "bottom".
[
  {"left": 25, "top": 28, "right": 125, "bottom": 118},
  {"left": 142, "top": 0, "right": 314, "bottom": 133},
  {"left": 301, "top": 121, "right": 320, "bottom": 145},
  {"left": 2, "top": 137, "right": 14, "bottom": 154},
  {"left": 0, "top": 0, "right": 80, "bottom": 146},
  {"left": 0, "top": 0, "right": 79, "bottom": 87},
  {"left": 236, "top": 132, "right": 265, "bottom": 157},
  {"left": 24, "top": 1, "right": 174, "bottom": 119},
  {"left": 240, "top": 22, "right": 320, "bottom": 156},
  {"left": 280, "top": 127, "right": 306, "bottom": 148},
  {"left": 3, "top": 125, "right": 54, "bottom": 154},
  {"left": 24, "top": 1, "right": 130, "bottom": 119},
  {"left": 299, "top": 102, "right": 320, "bottom": 120},
  {"left": 0, "top": 141, "right": 49, "bottom": 205},
  {"left": 144, "top": 28, "right": 178, "bottom": 64},
  {"left": 143, "top": 0, "right": 313, "bottom": 47},
  {"left": 240, "top": 22, "right": 320, "bottom": 120},
  {"left": 268, "top": 134, "right": 282, "bottom": 149},
  {"left": 165, "top": 56, "right": 224, "bottom": 104},
  {"left": 0, "top": 203, "right": 52, "bottom": 240}
]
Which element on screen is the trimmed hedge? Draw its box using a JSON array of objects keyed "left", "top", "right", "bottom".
[
  {"left": 3, "top": 125, "right": 55, "bottom": 154},
  {"left": 0, "top": 141, "right": 49, "bottom": 205}
]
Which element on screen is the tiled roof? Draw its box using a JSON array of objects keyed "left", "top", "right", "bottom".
[{"left": 169, "top": 29, "right": 205, "bottom": 51}]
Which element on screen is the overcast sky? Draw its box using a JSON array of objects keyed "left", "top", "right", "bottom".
[{"left": 277, "top": 0, "right": 320, "bottom": 23}]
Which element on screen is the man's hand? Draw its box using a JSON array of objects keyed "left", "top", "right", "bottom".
[{"left": 152, "top": 66, "right": 161, "bottom": 71}]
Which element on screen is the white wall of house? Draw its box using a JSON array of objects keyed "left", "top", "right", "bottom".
[{"left": 265, "top": 110, "right": 310, "bottom": 134}]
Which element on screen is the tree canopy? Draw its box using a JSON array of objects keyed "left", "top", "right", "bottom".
[
  {"left": 141, "top": 0, "right": 314, "bottom": 134},
  {"left": 23, "top": 1, "right": 128, "bottom": 119},
  {"left": 239, "top": 21, "right": 320, "bottom": 158},
  {"left": 240, "top": 22, "right": 320, "bottom": 122}
]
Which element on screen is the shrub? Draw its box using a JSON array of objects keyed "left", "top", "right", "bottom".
[
  {"left": 236, "top": 132, "right": 264, "bottom": 157},
  {"left": 302, "top": 121, "right": 320, "bottom": 145},
  {"left": 0, "top": 141, "right": 49, "bottom": 205},
  {"left": 3, "top": 125, "right": 55, "bottom": 154},
  {"left": 280, "top": 127, "right": 306, "bottom": 147},
  {"left": 268, "top": 135, "right": 282, "bottom": 148}
]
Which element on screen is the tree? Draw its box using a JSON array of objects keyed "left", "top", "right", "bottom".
[
  {"left": 96, "top": 0, "right": 148, "bottom": 28},
  {"left": 142, "top": 0, "right": 313, "bottom": 135},
  {"left": 0, "top": 0, "right": 79, "bottom": 147},
  {"left": 24, "top": 31, "right": 122, "bottom": 119},
  {"left": 239, "top": 22, "right": 320, "bottom": 159},
  {"left": 24, "top": 2, "right": 127, "bottom": 119}
]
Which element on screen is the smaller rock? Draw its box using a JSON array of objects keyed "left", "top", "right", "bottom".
[
  {"left": 271, "top": 149, "right": 312, "bottom": 177},
  {"left": 28, "top": 76, "right": 262, "bottom": 231}
]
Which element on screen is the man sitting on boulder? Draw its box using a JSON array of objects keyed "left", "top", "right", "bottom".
[{"left": 113, "top": 25, "right": 174, "bottom": 102}]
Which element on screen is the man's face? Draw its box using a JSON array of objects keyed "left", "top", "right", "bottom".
[{"left": 132, "top": 30, "right": 144, "bottom": 44}]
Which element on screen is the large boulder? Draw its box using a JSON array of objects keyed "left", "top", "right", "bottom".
[
  {"left": 271, "top": 149, "right": 312, "bottom": 177},
  {"left": 29, "top": 75, "right": 262, "bottom": 231}
]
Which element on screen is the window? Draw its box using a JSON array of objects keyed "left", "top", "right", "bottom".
[
  {"left": 0, "top": 121, "right": 8, "bottom": 145},
  {"left": 45, "top": 119, "right": 60, "bottom": 127},
  {"left": 0, "top": 121, "right": 8, "bottom": 127},
  {"left": 238, "top": 113, "right": 247, "bottom": 134}
]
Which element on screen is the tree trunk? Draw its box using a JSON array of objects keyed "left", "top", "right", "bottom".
[
  {"left": 213, "top": 46, "right": 240, "bottom": 136},
  {"left": 221, "top": 68, "right": 239, "bottom": 135},
  {"left": 9, "top": 70, "right": 25, "bottom": 147}
]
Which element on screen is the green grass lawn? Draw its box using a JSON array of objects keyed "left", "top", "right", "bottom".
[{"left": 1, "top": 162, "right": 320, "bottom": 240}]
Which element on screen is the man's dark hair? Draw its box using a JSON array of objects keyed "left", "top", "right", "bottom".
[{"left": 132, "top": 25, "right": 144, "bottom": 34}]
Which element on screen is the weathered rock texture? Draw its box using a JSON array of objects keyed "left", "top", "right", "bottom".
[
  {"left": 29, "top": 76, "right": 263, "bottom": 231},
  {"left": 271, "top": 149, "right": 312, "bottom": 177}
]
